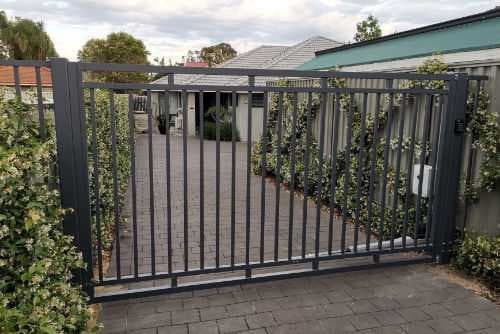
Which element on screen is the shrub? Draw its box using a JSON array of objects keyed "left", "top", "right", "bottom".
[
  {"left": 203, "top": 121, "right": 239, "bottom": 141},
  {"left": 454, "top": 233, "right": 500, "bottom": 290},
  {"left": 86, "top": 91, "right": 131, "bottom": 252},
  {"left": 0, "top": 98, "right": 92, "bottom": 333}
]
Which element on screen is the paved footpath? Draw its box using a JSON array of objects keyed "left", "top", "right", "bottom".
[{"left": 100, "top": 264, "right": 500, "bottom": 333}]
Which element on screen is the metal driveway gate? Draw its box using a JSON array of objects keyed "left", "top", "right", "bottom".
[{"left": 1, "top": 59, "right": 486, "bottom": 303}]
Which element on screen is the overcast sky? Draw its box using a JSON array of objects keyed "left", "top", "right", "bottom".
[{"left": 2, "top": 0, "right": 499, "bottom": 62}]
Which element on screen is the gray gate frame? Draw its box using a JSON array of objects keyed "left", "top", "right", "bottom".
[{"left": 46, "top": 58, "right": 475, "bottom": 302}]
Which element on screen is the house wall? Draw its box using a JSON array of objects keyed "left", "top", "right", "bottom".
[{"left": 236, "top": 93, "right": 264, "bottom": 142}]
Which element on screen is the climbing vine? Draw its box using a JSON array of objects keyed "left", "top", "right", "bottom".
[{"left": 252, "top": 56, "right": 499, "bottom": 243}]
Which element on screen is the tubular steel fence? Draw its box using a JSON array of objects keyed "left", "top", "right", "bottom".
[{"left": 0, "top": 59, "right": 487, "bottom": 303}]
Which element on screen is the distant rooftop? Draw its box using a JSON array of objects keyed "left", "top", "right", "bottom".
[
  {"left": 0, "top": 65, "right": 52, "bottom": 87},
  {"left": 300, "top": 7, "right": 500, "bottom": 70},
  {"left": 154, "top": 36, "right": 341, "bottom": 86}
]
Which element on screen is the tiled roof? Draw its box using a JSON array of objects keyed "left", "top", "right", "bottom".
[
  {"left": 0, "top": 65, "right": 52, "bottom": 87},
  {"left": 153, "top": 36, "right": 341, "bottom": 87}
]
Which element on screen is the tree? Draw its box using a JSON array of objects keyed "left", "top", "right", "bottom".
[
  {"left": 354, "top": 15, "right": 382, "bottom": 42},
  {"left": 200, "top": 43, "right": 237, "bottom": 67},
  {"left": 0, "top": 11, "right": 57, "bottom": 60},
  {"left": 78, "top": 32, "right": 150, "bottom": 82}
]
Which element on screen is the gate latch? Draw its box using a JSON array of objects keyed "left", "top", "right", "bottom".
[{"left": 454, "top": 119, "right": 465, "bottom": 134}]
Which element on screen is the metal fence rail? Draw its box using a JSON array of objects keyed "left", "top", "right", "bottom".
[{"left": 0, "top": 59, "right": 485, "bottom": 303}]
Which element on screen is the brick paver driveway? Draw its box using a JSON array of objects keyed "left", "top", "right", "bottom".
[
  {"left": 103, "top": 133, "right": 355, "bottom": 280},
  {"left": 99, "top": 134, "right": 500, "bottom": 333},
  {"left": 100, "top": 264, "right": 500, "bottom": 333}
]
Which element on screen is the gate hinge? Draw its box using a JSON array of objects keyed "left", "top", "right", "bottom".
[{"left": 454, "top": 119, "right": 465, "bottom": 134}]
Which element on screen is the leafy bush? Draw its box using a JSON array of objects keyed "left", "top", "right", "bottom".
[
  {"left": 0, "top": 98, "right": 92, "bottom": 333},
  {"left": 203, "top": 121, "right": 239, "bottom": 141},
  {"left": 454, "top": 233, "right": 500, "bottom": 290},
  {"left": 86, "top": 91, "right": 131, "bottom": 252}
]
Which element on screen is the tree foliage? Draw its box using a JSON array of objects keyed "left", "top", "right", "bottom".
[
  {"left": 78, "top": 32, "right": 150, "bottom": 82},
  {"left": 200, "top": 42, "right": 237, "bottom": 67},
  {"left": 354, "top": 15, "right": 382, "bottom": 42},
  {"left": 0, "top": 11, "right": 57, "bottom": 60}
]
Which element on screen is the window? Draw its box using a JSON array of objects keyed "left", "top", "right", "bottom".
[{"left": 251, "top": 93, "right": 264, "bottom": 108}]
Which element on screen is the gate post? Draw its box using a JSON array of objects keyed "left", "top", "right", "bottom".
[
  {"left": 431, "top": 73, "right": 468, "bottom": 264},
  {"left": 51, "top": 58, "right": 94, "bottom": 299}
]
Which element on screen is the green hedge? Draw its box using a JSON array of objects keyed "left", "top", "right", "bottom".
[
  {"left": 0, "top": 99, "right": 92, "bottom": 333},
  {"left": 203, "top": 121, "right": 240, "bottom": 141},
  {"left": 455, "top": 233, "right": 500, "bottom": 291},
  {"left": 87, "top": 91, "right": 131, "bottom": 252}
]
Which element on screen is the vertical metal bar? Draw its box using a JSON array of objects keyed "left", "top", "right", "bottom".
[
  {"left": 260, "top": 92, "right": 268, "bottom": 263},
  {"left": 35, "top": 66, "right": 46, "bottom": 140},
  {"left": 89, "top": 89, "right": 103, "bottom": 283},
  {"left": 463, "top": 80, "right": 482, "bottom": 232},
  {"left": 166, "top": 75, "right": 174, "bottom": 273},
  {"left": 182, "top": 90, "right": 188, "bottom": 271},
  {"left": 128, "top": 94, "right": 139, "bottom": 278},
  {"left": 109, "top": 92, "right": 122, "bottom": 279},
  {"left": 13, "top": 65, "right": 21, "bottom": 98},
  {"left": 341, "top": 93, "right": 355, "bottom": 253},
  {"left": 245, "top": 76, "right": 254, "bottom": 265},
  {"left": 273, "top": 92, "right": 284, "bottom": 262},
  {"left": 402, "top": 95, "right": 420, "bottom": 248},
  {"left": 146, "top": 90, "right": 156, "bottom": 275},
  {"left": 328, "top": 93, "right": 341, "bottom": 254},
  {"left": 231, "top": 91, "right": 237, "bottom": 266},
  {"left": 51, "top": 59, "right": 93, "bottom": 298},
  {"left": 302, "top": 93, "right": 313, "bottom": 258},
  {"left": 425, "top": 94, "right": 444, "bottom": 246},
  {"left": 389, "top": 94, "right": 406, "bottom": 249},
  {"left": 215, "top": 91, "right": 221, "bottom": 268},
  {"left": 377, "top": 93, "right": 394, "bottom": 250},
  {"left": 432, "top": 74, "right": 468, "bottom": 263},
  {"left": 414, "top": 94, "right": 433, "bottom": 247},
  {"left": 146, "top": 90, "right": 155, "bottom": 275},
  {"left": 288, "top": 92, "right": 298, "bottom": 260},
  {"left": 365, "top": 93, "right": 381, "bottom": 251},
  {"left": 199, "top": 91, "right": 205, "bottom": 269},
  {"left": 353, "top": 93, "right": 368, "bottom": 253},
  {"left": 315, "top": 78, "right": 328, "bottom": 258}
]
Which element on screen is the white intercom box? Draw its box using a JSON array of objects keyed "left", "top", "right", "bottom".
[{"left": 412, "top": 164, "right": 432, "bottom": 198}]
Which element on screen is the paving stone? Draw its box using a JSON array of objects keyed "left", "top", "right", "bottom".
[
  {"left": 372, "top": 310, "right": 407, "bottom": 326},
  {"left": 451, "top": 311, "right": 499, "bottom": 331},
  {"left": 323, "top": 302, "right": 354, "bottom": 317},
  {"left": 246, "top": 312, "right": 276, "bottom": 329},
  {"left": 188, "top": 320, "right": 219, "bottom": 334},
  {"left": 349, "top": 314, "right": 381, "bottom": 330},
  {"left": 128, "top": 329, "right": 157, "bottom": 334},
  {"left": 155, "top": 299, "right": 184, "bottom": 312},
  {"left": 272, "top": 308, "right": 309, "bottom": 324},
  {"left": 400, "top": 322, "right": 437, "bottom": 334},
  {"left": 424, "top": 318, "right": 464, "bottom": 334},
  {"left": 200, "top": 305, "right": 228, "bottom": 321},
  {"left": 237, "top": 329, "right": 267, "bottom": 334},
  {"left": 126, "top": 312, "right": 171, "bottom": 331},
  {"left": 217, "top": 316, "right": 248, "bottom": 333},
  {"left": 421, "top": 303, "right": 454, "bottom": 319},
  {"left": 157, "top": 324, "right": 188, "bottom": 334},
  {"left": 171, "top": 309, "right": 200, "bottom": 324},
  {"left": 357, "top": 325, "right": 407, "bottom": 334},
  {"left": 348, "top": 299, "right": 378, "bottom": 314},
  {"left": 397, "top": 307, "right": 431, "bottom": 322}
]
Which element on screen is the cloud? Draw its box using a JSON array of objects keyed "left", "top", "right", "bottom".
[{"left": 2, "top": 0, "right": 498, "bottom": 61}]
